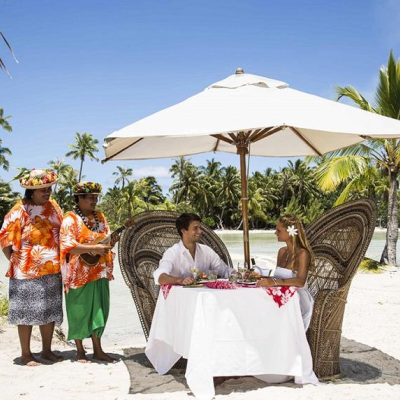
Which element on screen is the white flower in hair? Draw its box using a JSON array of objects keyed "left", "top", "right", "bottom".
[{"left": 287, "top": 225, "right": 298, "bottom": 237}]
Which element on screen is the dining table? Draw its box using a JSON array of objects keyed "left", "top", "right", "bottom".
[{"left": 145, "top": 282, "right": 319, "bottom": 400}]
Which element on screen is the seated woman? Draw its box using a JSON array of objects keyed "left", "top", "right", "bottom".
[
  {"left": 257, "top": 214, "right": 314, "bottom": 331},
  {"left": 255, "top": 214, "right": 319, "bottom": 385}
]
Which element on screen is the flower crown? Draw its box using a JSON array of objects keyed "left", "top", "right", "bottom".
[
  {"left": 73, "top": 181, "right": 102, "bottom": 195},
  {"left": 20, "top": 169, "right": 58, "bottom": 189}
]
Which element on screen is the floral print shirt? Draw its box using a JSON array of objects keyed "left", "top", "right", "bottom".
[
  {"left": 60, "top": 211, "right": 114, "bottom": 292},
  {"left": 0, "top": 200, "right": 63, "bottom": 279}
]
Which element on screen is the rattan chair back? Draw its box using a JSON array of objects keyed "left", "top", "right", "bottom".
[
  {"left": 118, "top": 210, "right": 233, "bottom": 340},
  {"left": 305, "top": 198, "right": 376, "bottom": 379}
]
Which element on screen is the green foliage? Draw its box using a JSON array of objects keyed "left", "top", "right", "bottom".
[
  {"left": 66, "top": 132, "right": 99, "bottom": 181},
  {"left": 316, "top": 50, "right": 400, "bottom": 265},
  {"left": 98, "top": 180, "right": 174, "bottom": 230},
  {"left": 0, "top": 179, "right": 19, "bottom": 225},
  {"left": 0, "top": 294, "right": 9, "bottom": 316},
  {"left": 358, "top": 258, "right": 384, "bottom": 274},
  {"left": 0, "top": 29, "right": 18, "bottom": 77},
  {"left": 0, "top": 281, "right": 9, "bottom": 316},
  {"left": 202, "top": 216, "right": 216, "bottom": 228},
  {"left": 0, "top": 108, "right": 12, "bottom": 171}
]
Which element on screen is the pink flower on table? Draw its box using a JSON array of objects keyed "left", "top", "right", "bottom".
[
  {"left": 161, "top": 284, "right": 173, "bottom": 299},
  {"left": 263, "top": 286, "right": 297, "bottom": 307}
]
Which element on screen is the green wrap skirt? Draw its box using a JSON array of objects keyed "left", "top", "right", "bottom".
[{"left": 65, "top": 278, "right": 110, "bottom": 341}]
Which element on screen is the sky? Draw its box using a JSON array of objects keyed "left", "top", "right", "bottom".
[{"left": 1, "top": 0, "right": 400, "bottom": 196}]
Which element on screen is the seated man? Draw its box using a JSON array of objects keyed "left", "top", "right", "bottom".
[{"left": 154, "top": 213, "right": 229, "bottom": 286}]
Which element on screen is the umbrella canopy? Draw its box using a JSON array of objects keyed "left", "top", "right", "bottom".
[{"left": 103, "top": 69, "right": 400, "bottom": 266}]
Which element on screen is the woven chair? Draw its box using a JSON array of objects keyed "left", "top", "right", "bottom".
[
  {"left": 118, "top": 210, "right": 233, "bottom": 341},
  {"left": 305, "top": 198, "right": 376, "bottom": 379}
]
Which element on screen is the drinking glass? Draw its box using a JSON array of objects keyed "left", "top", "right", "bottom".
[
  {"left": 208, "top": 273, "right": 217, "bottom": 282},
  {"left": 229, "top": 269, "right": 238, "bottom": 283},
  {"left": 190, "top": 266, "right": 199, "bottom": 280},
  {"left": 237, "top": 262, "right": 248, "bottom": 281}
]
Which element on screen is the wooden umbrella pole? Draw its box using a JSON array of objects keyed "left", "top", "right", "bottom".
[{"left": 238, "top": 145, "right": 250, "bottom": 268}]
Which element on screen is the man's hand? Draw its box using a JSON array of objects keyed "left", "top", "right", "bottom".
[{"left": 179, "top": 276, "right": 195, "bottom": 286}]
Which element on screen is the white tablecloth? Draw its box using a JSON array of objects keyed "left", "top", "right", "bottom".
[{"left": 145, "top": 286, "right": 318, "bottom": 400}]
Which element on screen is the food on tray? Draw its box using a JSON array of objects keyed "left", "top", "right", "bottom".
[
  {"left": 196, "top": 272, "right": 208, "bottom": 282},
  {"left": 242, "top": 269, "right": 261, "bottom": 282}
]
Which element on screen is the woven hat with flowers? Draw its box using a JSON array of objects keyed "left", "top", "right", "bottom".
[
  {"left": 20, "top": 169, "right": 58, "bottom": 189},
  {"left": 73, "top": 181, "right": 102, "bottom": 195}
]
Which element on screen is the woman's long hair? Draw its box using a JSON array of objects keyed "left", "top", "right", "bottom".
[{"left": 279, "top": 214, "right": 315, "bottom": 273}]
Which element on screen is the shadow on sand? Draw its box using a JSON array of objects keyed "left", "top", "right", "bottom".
[{"left": 122, "top": 337, "right": 400, "bottom": 396}]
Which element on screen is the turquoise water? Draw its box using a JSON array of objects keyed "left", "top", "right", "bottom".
[
  {"left": 0, "top": 231, "right": 396, "bottom": 278},
  {"left": 217, "top": 230, "right": 397, "bottom": 264}
]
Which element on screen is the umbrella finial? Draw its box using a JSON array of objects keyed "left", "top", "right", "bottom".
[{"left": 235, "top": 68, "right": 245, "bottom": 75}]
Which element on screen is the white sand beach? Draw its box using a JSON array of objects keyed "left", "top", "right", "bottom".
[{"left": 1, "top": 265, "right": 400, "bottom": 400}]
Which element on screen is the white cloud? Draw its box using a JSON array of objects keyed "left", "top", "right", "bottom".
[{"left": 132, "top": 166, "right": 170, "bottom": 178}]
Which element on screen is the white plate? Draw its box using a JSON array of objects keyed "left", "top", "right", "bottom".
[
  {"left": 237, "top": 281, "right": 257, "bottom": 285},
  {"left": 197, "top": 279, "right": 216, "bottom": 284}
]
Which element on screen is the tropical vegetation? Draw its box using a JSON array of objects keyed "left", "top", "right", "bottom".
[
  {"left": 313, "top": 50, "right": 400, "bottom": 266},
  {"left": 0, "top": 52, "right": 399, "bottom": 267},
  {"left": 66, "top": 132, "right": 99, "bottom": 181}
]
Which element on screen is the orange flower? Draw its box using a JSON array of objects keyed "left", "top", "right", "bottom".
[
  {"left": 6, "top": 219, "right": 22, "bottom": 246},
  {"left": 40, "top": 260, "right": 58, "bottom": 276},
  {"left": 31, "top": 216, "right": 53, "bottom": 246}
]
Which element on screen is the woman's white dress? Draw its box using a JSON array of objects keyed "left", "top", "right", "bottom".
[
  {"left": 274, "top": 266, "right": 314, "bottom": 331},
  {"left": 255, "top": 266, "right": 319, "bottom": 385}
]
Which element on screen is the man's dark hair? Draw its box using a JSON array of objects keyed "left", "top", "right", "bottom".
[{"left": 176, "top": 213, "right": 201, "bottom": 237}]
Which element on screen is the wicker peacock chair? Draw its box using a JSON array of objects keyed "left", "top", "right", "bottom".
[
  {"left": 118, "top": 210, "right": 233, "bottom": 341},
  {"left": 305, "top": 198, "right": 376, "bottom": 379}
]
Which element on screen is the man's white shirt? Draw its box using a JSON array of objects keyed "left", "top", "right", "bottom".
[{"left": 153, "top": 240, "right": 229, "bottom": 284}]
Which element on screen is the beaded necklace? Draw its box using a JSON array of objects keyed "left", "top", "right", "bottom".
[{"left": 74, "top": 206, "right": 100, "bottom": 233}]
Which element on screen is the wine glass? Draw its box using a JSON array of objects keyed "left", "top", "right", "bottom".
[
  {"left": 190, "top": 266, "right": 199, "bottom": 280},
  {"left": 237, "top": 262, "right": 248, "bottom": 281}
]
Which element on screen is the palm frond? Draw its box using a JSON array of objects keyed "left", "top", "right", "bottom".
[
  {"left": 335, "top": 85, "right": 376, "bottom": 112},
  {"left": 315, "top": 156, "right": 368, "bottom": 191}
]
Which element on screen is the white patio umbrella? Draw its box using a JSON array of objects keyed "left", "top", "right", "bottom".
[{"left": 103, "top": 68, "right": 400, "bottom": 267}]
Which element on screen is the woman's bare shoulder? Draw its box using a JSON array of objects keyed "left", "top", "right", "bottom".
[{"left": 278, "top": 246, "right": 287, "bottom": 255}]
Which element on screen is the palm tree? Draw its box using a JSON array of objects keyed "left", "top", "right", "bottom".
[
  {"left": 113, "top": 166, "right": 133, "bottom": 189},
  {"left": 170, "top": 157, "right": 194, "bottom": 204},
  {"left": 0, "top": 108, "right": 12, "bottom": 132},
  {"left": 315, "top": 51, "right": 400, "bottom": 266},
  {"left": 215, "top": 166, "right": 241, "bottom": 229},
  {"left": 200, "top": 158, "right": 222, "bottom": 179},
  {"left": 66, "top": 132, "right": 99, "bottom": 181},
  {"left": 0, "top": 108, "right": 12, "bottom": 171},
  {"left": 0, "top": 179, "right": 19, "bottom": 224},
  {"left": 57, "top": 167, "right": 79, "bottom": 211},
  {"left": 0, "top": 139, "right": 11, "bottom": 171},
  {"left": 48, "top": 158, "right": 71, "bottom": 193},
  {"left": 170, "top": 158, "right": 201, "bottom": 204},
  {"left": 0, "top": 29, "right": 18, "bottom": 77}
]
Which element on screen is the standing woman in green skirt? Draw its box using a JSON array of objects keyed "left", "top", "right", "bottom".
[{"left": 60, "top": 181, "right": 119, "bottom": 363}]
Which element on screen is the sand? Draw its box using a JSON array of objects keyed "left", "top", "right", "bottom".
[{"left": 1, "top": 269, "right": 400, "bottom": 400}]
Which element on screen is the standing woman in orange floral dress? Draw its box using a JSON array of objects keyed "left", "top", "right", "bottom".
[
  {"left": 0, "top": 169, "right": 64, "bottom": 366},
  {"left": 60, "top": 181, "right": 119, "bottom": 363}
]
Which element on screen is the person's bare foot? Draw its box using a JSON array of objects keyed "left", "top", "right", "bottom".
[
  {"left": 92, "top": 351, "right": 118, "bottom": 363},
  {"left": 21, "top": 355, "right": 41, "bottom": 366},
  {"left": 76, "top": 352, "right": 91, "bottom": 363},
  {"left": 41, "top": 351, "right": 64, "bottom": 362}
]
